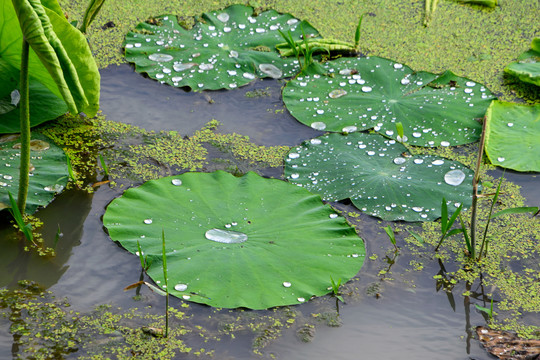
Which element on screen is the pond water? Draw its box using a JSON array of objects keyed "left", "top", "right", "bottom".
[{"left": 0, "top": 65, "right": 538, "bottom": 359}]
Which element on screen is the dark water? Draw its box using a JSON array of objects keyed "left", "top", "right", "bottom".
[{"left": 1, "top": 65, "right": 537, "bottom": 359}]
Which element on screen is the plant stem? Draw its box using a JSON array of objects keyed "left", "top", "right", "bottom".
[
  {"left": 470, "top": 116, "right": 488, "bottom": 259},
  {"left": 17, "top": 39, "right": 31, "bottom": 215}
]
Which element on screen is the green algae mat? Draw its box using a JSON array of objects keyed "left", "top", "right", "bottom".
[
  {"left": 124, "top": 4, "right": 319, "bottom": 91},
  {"left": 104, "top": 171, "right": 365, "bottom": 309}
]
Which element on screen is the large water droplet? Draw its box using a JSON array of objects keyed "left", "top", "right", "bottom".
[
  {"left": 10, "top": 90, "right": 20, "bottom": 106},
  {"left": 411, "top": 207, "right": 423, "bottom": 212},
  {"left": 171, "top": 179, "right": 182, "bottom": 186},
  {"left": 329, "top": 89, "right": 347, "bottom": 99},
  {"left": 342, "top": 125, "right": 357, "bottom": 133},
  {"left": 432, "top": 160, "right": 444, "bottom": 165},
  {"left": 205, "top": 229, "right": 247, "bottom": 243},
  {"left": 174, "top": 283, "right": 188, "bottom": 291},
  {"left": 173, "top": 63, "right": 197, "bottom": 72},
  {"left": 287, "top": 19, "right": 299, "bottom": 25},
  {"left": 288, "top": 153, "right": 300, "bottom": 159},
  {"left": 444, "top": 169, "right": 466, "bottom": 186},
  {"left": 311, "top": 122, "right": 326, "bottom": 130},
  {"left": 393, "top": 157, "right": 406, "bottom": 165},
  {"left": 243, "top": 72, "right": 255, "bottom": 80},
  {"left": 497, "top": 157, "right": 505, "bottom": 162},
  {"left": 401, "top": 78, "right": 410, "bottom": 85},
  {"left": 465, "top": 81, "right": 476, "bottom": 87},
  {"left": 440, "top": 141, "right": 450, "bottom": 147},
  {"left": 199, "top": 63, "right": 214, "bottom": 70},
  {"left": 361, "top": 86, "right": 372, "bottom": 93},
  {"left": 394, "top": 63, "right": 403, "bottom": 69},
  {"left": 283, "top": 281, "right": 292, "bottom": 287},
  {"left": 144, "top": 219, "right": 153, "bottom": 224},
  {"left": 148, "top": 53, "right": 173, "bottom": 62},
  {"left": 44, "top": 184, "right": 64, "bottom": 192},
  {"left": 329, "top": 213, "right": 338, "bottom": 219},
  {"left": 310, "top": 138, "right": 322, "bottom": 145},
  {"left": 259, "top": 64, "right": 282, "bottom": 79},
  {"left": 413, "top": 159, "right": 424, "bottom": 164},
  {"left": 217, "top": 12, "right": 229, "bottom": 22}
]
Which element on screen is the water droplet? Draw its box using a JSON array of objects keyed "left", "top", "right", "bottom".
[
  {"left": 412, "top": 132, "right": 421, "bottom": 138},
  {"left": 171, "top": 179, "right": 182, "bottom": 186},
  {"left": 367, "top": 151, "right": 375, "bottom": 156},
  {"left": 144, "top": 219, "right": 153, "bottom": 224},
  {"left": 361, "top": 86, "right": 372, "bottom": 93},
  {"left": 283, "top": 281, "right": 292, "bottom": 287},
  {"left": 432, "top": 160, "right": 444, "bottom": 165},
  {"left": 444, "top": 169, "right": 466, "bottom": 186},
  {"left": 199, "top": 63, "right": 214, "bottom": 70},
  {"left": 401, "top": 78, "right": 410, "bottom": 85},
  {"left": 243, "top": 72, "right": 255, "bottom": 80},
  {"left": 464, "top": 88, "right": 473, "bottom": 94},
  {"left": 311, "top": 122, "right": 326, "bottom": 130},
  {"left": 134, "top": 43, "right": 142, "bottom": 48},
  {"left": 125, "top": 43, "right": 133, "bottom": 49},
  {"left": 182, "top": 295, "right": 191, "bottom": 300},
  {"left": 329, "top": 89, "right": 347, "bottom": 99},
  {"left": 44, "top": 184, "right": 64, "bottom": 192},
  {"left": 413, "top": 159, "right": 424, "bottom": 164},
  {"left": 497, "top": 157, "right": 505, "bottom": 162},
  {"left": 393, "top": 157, "right": 406, "bottom": 165},
  {"left": 173, "top": 63, "right": 197, "bottom": 72},
  {"left": 174, "top": 284, "right": 188, "bottom": 291},
  {"left": 386, "top": 130, "right": 394, "bottom": 136},
  {"left": 393, "top": 63, "right": 403, "bottom": 69},
  {"left": 217, "top": 12, "right": 229, "bottom": 22},
  {"left": 259, "top": 64, "right": 282, "bottom": 78},
  {"left": 205, "top": 229, "right": 247, "bottom": 243},
  {"left": 155, "top": 73, "right": 164, "bottom": 79},
  {"left": 412, "top": 207, "right": 423, "bottom": 212},
  {"left": 288, "top": 153, "right": 300, "bottom": 159},
  {"left": 441, "top": 141, "right": 450, "bottom": 147},
  {"left": 465, "top": 81, "right": 476, "bottom": 87},
  {"left": 290, "top": 173, "right": 299, "bottom": 179},
  {"left": 310, "top": 139, "right": 322, "bottom": 145},
  {"left": 3, "top": 175, "right": 12, "bottom": 180},
  {"left": 342, "top": 126, "right": 357, "bottom": 133},
  {"left": 507, "top": 123, "right": 513, "bottom": 127},
  {"left": 287, "top": 19, "right": 299, "bottom": 25},
  {"left": 329, "top": 213, "right": 338, "bottom": 219},
  {"left": 339, "top": 69, "right": 356, "bottom": 75},
  {"left": 148, "top": 53, "right": 173, "bottom": 62},
  {"left": 297, "top": 297, "right": 305, "bottom": 302}
]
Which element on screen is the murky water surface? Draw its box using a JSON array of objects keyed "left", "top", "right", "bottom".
[{"left": 1, "top": 66, "right": 538, "bottom": 359}]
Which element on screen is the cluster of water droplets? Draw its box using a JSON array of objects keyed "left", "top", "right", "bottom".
[{"left": 125, "top": 7, "right": 313, "bottom": 90}]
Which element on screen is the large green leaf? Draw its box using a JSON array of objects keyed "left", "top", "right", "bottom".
[
  {"left": 284, "top": 132, "right": 474, "bottom": 221},
  {"left": 0, "top": 58, "right": 67, "bottom": 132},
  {"left": 0, "top": 132, "right": 68, "bottom": 214},
  {"left": 1, "top": 0, "right": 100, "bottom": 116},
  {"left": 283, "top": 56, "right": 495, "bottom": 147},
  {"left": 485, "top": 100, "right": 540, "bottom": 172},
  {"left": 124, "top": 4, "right": 319, "bottom": 91},
  {"left": 504, "top": 38, "right": 540, "bottom": 87},
  {"left": 103, "top": 171, "right": 364, "bottom": 309}
]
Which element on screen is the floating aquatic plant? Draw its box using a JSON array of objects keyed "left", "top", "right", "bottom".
[
  {"left": 504, "top": 38, "right": 540, "bottom": 87},
  {"left": 484, "top": 100, "right": 540, "bottom": 172},
  {"left": 0, "top": 133, "right": 68, "bottom": 214},
  {"left": 103, "top": 171, "right": 365, "bottom": 309},
  {"left": 124, "top": 5, "right": 319, "bottom": 91},
  {"left": 282, "top": 56, "right": 495, "bottom": 147},
  {"left": 284, "top": 132, "right": 474, "bottom": 222}
]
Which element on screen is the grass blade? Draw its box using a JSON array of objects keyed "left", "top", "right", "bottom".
[
  {"left": 492, "top": 206, "right": 539, "bottom": 218},
  {"left": 354, "top": 13, "right": 365, "bottom": 49}
]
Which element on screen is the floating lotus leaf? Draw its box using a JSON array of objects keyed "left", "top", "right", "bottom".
[
  {"left": 103, "top": 171, "right": 364, "bottom": 309},
  {"left": 282, "top": 56, "right": 495, "bottom": 147},
  {"left": 284, "top": 132, "right": 474, "bottom": 221},
  {"left": 504, "top": 38, "right": 540, "bottom": 87},
  {"left": 124, "top": 4, "right": 319, "bottom": 91},
  {"left": 0, "top": 133, "right": 68, "bottom": 214},
  {"left": 485, "top": 101, "right": 540, "bottom": 172},
  {"left": 0, "top": 59, "right": 67, "bottom": 133}
]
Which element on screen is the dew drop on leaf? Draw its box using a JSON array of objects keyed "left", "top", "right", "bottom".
[
  {"left": 259, "top": 63, "right": 282, "bottom": 79},
  {"left": 174, "top": 283, "right": 188, "bottom": 291},
  {"left": 444, "top": 169, "right": 466, "bottom": 186},
  {"left": 311, "top": 122, "right": 326, "bottom": 130},
  {"left": 171, "top": 179, "right": 182, "bottom": 186},
  {"left": 148, "top": 53, "right": 174, "bottom": 62},
  {"left": 205, "top": 229, "right": 247, "bottom": 243}
]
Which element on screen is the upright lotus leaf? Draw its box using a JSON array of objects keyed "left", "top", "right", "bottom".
[
  {"left": 1, "top": 0, "right": 100, "bottom": 117},
  {"left": 284, "top": 133, "right": 474, "bottom": 221},
  {"left": 124, "top": 4, "right": 319, "bottom": 91},
  {"left": 104, "top": 171, "right": 364, "bottom": 309},
  {"left": 283, "top": 56, "right": 495, "bottom": 147},
  {"left": 0, "top": 58, "right": 67, "bottom": 132},
  {"left": 504, "top": 38, "right": 540, "bottom": 87},
  {"left": 485, "top": 101, "right": 540, "bottom": 172},
  {"left": 0, "top": 132, "right": 68, "bottom": 213}
]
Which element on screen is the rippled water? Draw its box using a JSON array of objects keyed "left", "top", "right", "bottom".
[{"left": 0, "top": 66, "right": 538, "bottom": 359}]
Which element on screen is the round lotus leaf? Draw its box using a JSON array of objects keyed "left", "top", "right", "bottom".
[
  {"left": 284, "top": 133, "right": 474, "bottom": 222},
  {"left": 485, "top": 101, "right": 540, "bottom": 172},
  {"left": 0, "top": 133, "right": 68, "bottom": 214},
  {"left": 282, "top": 56, "right": 495, "bottom": 147},
  {"left": 124, "top": 5, "right": 319, "bottom": 91},
  {"left": 504, "top": 38, "right": 540, "bottom": 87},
  {"left": 103, "top": 171, "right": 364, "bottom": 309}
]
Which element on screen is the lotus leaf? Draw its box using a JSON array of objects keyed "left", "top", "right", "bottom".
[
  {"left": 124, "top": 4, "right": 319, "bottom": 91},
  {"left": 103, "top": 171, "right": 364, "bottom": 309},
  {"left": 0, "top": 133, "right": 68, "bottom": 214},
  {"left": 504, "top": 38, "right": 540, "bottom": 87},
  {"left": 0, "top": 0, "right": 100, "bottom": 117},
  {"left": 282, "top": 56, "right": 495, "bottom": 147},
  {"left": 284, "top": 132, "right": 474, "bottom": 222},
  {"left": 0, "top": 59, "right": 67, "bottom": 133},
  {"left": 485, "top": 100, "right": 540, "bottom": 172}
]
